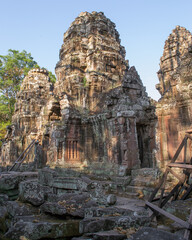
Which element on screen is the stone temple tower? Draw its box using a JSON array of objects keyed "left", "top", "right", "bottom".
[
  {"left": 54, "top": 11, "right": 128, "bottom": 112},
  {"left": 1, "top": 12, "right": 157, "bottom": 175},
  {"left": 156, "top": 26, "right": 192, "bottom": 167},
  {"left": 1, "top": 69, "right": 53, "bottom": 166},
  {"left": 52, "top": 11, "right": 157, "bottom": 173}
]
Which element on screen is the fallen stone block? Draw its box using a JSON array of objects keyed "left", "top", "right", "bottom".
[
  {"left": 0, "top": 172, "right": 38, "bottom": 190},
  {"left": 81, "top": 208, "right": 151, "bottom": 234},
  {"left": 3, "top": 218, "right": 80, "bottom": 240},
  {"left": 41, "top": 192, "right": 97, "bottom": 218},
  {"left": 85, "top": 206, "right": 132, "bottom": 218},
  {"left": 40, "top": 201, "right": 67, "bottom": 216},
  {"left": 92, "top": 230, "right": 127, "bottom": 240},
  {"left": 52, "top": 177, "right": 79, "bottom": 190},
  {"left": 79, "top": 217, "right": 117, "bottom": 234},
  {"left": 38, "top": 167, "right": 58, "bottom": 187},
  {"left": 0, "top": 206, "right": 8, "bottom": 232},
  {"left": 107, "top": 194, "right": 117, "bottom": 205},
  {"left": 19, "top": 180, "right": 44, "bottom": 206},
  {"left": 0, "top": 194, "right": 9, "bottom": 205},
  {"left": 72, "top": 237, "right": 93, "bottom": 240},
  {"left": 128, "top": 227, "right": 184, "bottom": 240},
  {"left": 5, "top": 200, "right": 33, "bottom": 218}
]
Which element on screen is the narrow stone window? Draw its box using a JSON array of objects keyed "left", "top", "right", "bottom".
[
  {"left": 68, "top": 141, "right": 71, "bottom": 159},
  {"left": 67, "top": 140, "right": 78, "bottom": 160},
  {"left": 75, "top": 141, "right": 78, "bottom": 158},
  {"left": 58, "top": 142, "right": 63, "bottom": 159},
  {"left": 72, "top": 141, "right": 75, "bottom": 158}
]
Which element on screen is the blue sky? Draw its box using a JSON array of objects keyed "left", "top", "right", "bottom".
[{"left": 0, "top": 0, "right": 192, "bottom": 100}]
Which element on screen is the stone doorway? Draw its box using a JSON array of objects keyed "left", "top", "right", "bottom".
[
  {"left": 136, "top": 124, "right": 144, "bottom": 167},
  {"left": 136, "top": 124, "right": 153, "bottom": 168}
]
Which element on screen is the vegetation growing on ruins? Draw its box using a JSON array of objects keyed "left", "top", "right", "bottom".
[
  {"left": 0, "top": 49, "right": 56, "bottom": 144},
  {"left": 82, "top": 76, "right": 87, "bottom": 87}
]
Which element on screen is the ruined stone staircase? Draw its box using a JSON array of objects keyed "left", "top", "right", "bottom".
[
  {"left": 127, "top": 168, "right": 160, "bottom": 199},
  {"left": 0, "top": 167, "right": 161, "bottom": 240},
  {"left": 74, "top": 199, "right": 151, "bottom": 240},
  {"left": 70, "top": 168, "right": 160, "bottom": 239},
  {"left": 106, "top": 168, "right": 160, "bottom": 200}
]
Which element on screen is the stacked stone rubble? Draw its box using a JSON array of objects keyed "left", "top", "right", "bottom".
[{"left": 156, "top": 26, "right": 192, "bottom": 166}]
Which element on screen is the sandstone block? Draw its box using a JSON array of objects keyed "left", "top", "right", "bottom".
[
  {"left": 107, "top": 194, "right": 117, "bottom": 205},
  {"left": 19, "top": 180, "right": 44, "bottom": 206},
  {"left": 129, "top": 227, "right": 184, "bottom": 240},
  {"left": 0, "top": 206, "right": 8, "bottom": 232},
  {"left": 3, "top": 219, "right": 80, "bottom": 240}
]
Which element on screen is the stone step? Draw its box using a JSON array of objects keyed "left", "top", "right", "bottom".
[
  {"left": 85, "top": 206, "right": 133, "bottom": 218},
  {"left": 4, "top": 215, "right": 80, "bottom": 239},
  {"left": 116, "top": 192, "right": 139, "bottom": 199},
  {"left": 125, "top": 186, "right": 144, "bottom": 193},
  {"left": 125, "top": 185, "right": 154, "bottom": 199},
  {"left": 79, "top": 217, "right": 117, "bottom": 234},
  {"left": 91, "top": 230, "right": 127, "bottom": 240},
  {"left": 72, "top": 237, "right": 92, "bottom": 240},
  {"left": 110, "top": 176, "right": 132, "bottom": 186},
  {"left": 122, "top": 192, "right": 140, "bottom": 199},
  {"left": 130, "top": 227, "right": 184, "bottom": 240},
  {"left": 130, "top": 178, "right": 156, "bottom": 187},
  {"left": 131, "top": 168, "right": 160, "bottom": 179},
  {"left": 72, "top": 230, "right": 127, "bottom": 240},
  {"left": 80, "top": 208, "right": 151, "bottom": 234}
]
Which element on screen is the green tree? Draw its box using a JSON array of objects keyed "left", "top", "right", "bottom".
[
  {"left": 48, "top": 71, "right": 56, "bottom": 84},
  {"left": 0, "top": 49, "right": 39, "bottom": 119},
  {"left": 41, "top": 68, "right": 56, "bottom": 84},
  {"left": 0, "top": 49, "right": 56, "bottom": 143}
]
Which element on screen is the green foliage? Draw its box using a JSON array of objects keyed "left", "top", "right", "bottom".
[
  {"left": 82, "top": 76, "right": 87, "bottom": 87},
  {"left": 41, "top": 67, "right": 56, "bottom": 84},
  {"left": 0, "top": 120, "right": 11, "bottom": 146},
  {"left": 48, "top": 71, "right": 56, "bottom": 84},
  {"left": 0, "top": 49, "right": 57, "bottom": 142},
  {"left": 0, "top": 49, "right": 39, "bottom": 121}
]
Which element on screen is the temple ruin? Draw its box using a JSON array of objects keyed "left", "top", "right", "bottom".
[
  {"left": 0, "top": 11, "right": 157, "bottom": 173},
  {"left": 1, "top": 13, "right": 192, "bottom": 175},
  {"left": 156, "top": 26, "right": 192, "bottom": 167},
  {"left": 1, "top": 11, "right": 192, "bottom": 240}
]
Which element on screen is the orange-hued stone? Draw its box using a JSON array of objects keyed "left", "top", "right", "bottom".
[
  {"left": 1, "top": 12, "right": 156, "bottom": 174},
  {"left": 156, "top": 26, "right": 192, "bottom": 167}
]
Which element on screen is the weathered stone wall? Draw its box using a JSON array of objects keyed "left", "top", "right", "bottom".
[
  {"left": 51, "top": 12, "right": 156, "bottom": 172},
  {"left": 1, "top": 69, "right": 53, "bottom": 166},
  {"left": 156, "top": 26, "right": 192, "bottom": 167},
  {"left": 156, "top": 26, "right": 192, "bottom": 96},
  {"left": 54, "top": 11, "right": 128, "bottom": 112},
  {"left": 0, "top": 12, "right": 157, "bottom": 173}
]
